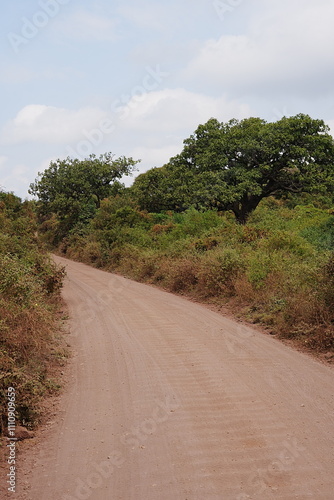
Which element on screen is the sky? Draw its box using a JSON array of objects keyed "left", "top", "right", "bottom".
[{"left": 1, "top": 0, "right": 334, "bottom": 199}]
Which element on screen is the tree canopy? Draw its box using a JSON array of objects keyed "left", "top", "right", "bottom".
[
  {"left": 29, "top": 153, "right": 139, "bottom": 242},
  {"left": 133, "top": 114, "right": 334, "bottom": 222}
]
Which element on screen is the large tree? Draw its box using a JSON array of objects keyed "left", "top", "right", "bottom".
[
  {"left": 29, "top": 153, "right": 139, "bottom": 241},
  {"left": 134, "top": 114, "right": 334, "bottom": 222}
]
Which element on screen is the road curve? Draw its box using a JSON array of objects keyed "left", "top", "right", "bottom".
[{"left": 16, "top": 256, "right": 334, "bottom": 499}]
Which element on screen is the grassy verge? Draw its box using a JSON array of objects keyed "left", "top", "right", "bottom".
[
  {"left": 55, "top": 196, "right": 333, "bottom": 356},
  {"left": 0, "top": 193, "right": 66, "bottom": 437}
]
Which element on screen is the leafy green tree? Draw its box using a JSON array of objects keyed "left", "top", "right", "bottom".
[
  {"left": 130, "top": 166, "right": 175, "bottom": 212},
  {"left": 135, "top": 115, "right": 334, "bottom": 222},
  {"left": 131, "top": 163, "right": 229, "bottom": 213},
  {"left": 29, "top": 153, "right": 139, "bottom": 242}
]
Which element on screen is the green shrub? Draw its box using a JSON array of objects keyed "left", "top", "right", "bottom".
[
  {"left": 246, "top": 251, "right": 273, "bottom": 288},
  {"left": 263, "top": 230, "right": 314, "bottom": 257},
  {"left": 300, "top": 216, "right": 334, "bottom": 250},
  {"left": 175, "top": 208, "right": 221, "bottom": 236}
]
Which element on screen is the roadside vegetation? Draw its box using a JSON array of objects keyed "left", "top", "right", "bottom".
[
  {"left": 30, "top": 114, "right": 334, "bottom": 354},
  {"left": 55, "top": 198, "right": 334, "bottom": 353},
  {"left": 0, "top": 191, "right": 66, "bottom": 436}
]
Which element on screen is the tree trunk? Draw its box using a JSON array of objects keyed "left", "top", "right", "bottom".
[{"left": 232, "top": 194, "right": 263, "bottom": 224}]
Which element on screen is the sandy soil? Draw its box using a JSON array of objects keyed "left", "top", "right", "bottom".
[{"left": 5, "top": 255, "right": 334, "bottom": 499}]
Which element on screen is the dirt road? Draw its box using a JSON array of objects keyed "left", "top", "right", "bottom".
[{"left": 14, "top": 256, "right": 334, "bottom": 499}]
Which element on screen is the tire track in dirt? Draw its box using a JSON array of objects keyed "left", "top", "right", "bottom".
[{"left": 12, "top": 256, "right": 334, "bottom": 500}]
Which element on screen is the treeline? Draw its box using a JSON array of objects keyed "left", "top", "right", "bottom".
[
  {"left": 30, "top": 114, "right": 334, "bottom": 353},
  {"left": 0, "top": 192, "right": 65, "bottom": 435}
]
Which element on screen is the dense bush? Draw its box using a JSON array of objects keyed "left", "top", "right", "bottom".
[{"left": 0, "top": 192, "right": 66, "bottom": 435}]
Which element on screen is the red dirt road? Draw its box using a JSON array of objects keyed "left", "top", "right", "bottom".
[{"left": 12, "top": 256, "right": 334, "bottom": 499}]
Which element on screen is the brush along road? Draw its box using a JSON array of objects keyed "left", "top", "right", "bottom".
[{"left": 16, "top": 256, "right": 334, "bottom": 499}]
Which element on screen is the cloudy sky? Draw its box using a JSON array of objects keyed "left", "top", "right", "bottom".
[{"left": 1, "top": 0, "right": 334, "bottom": 198}]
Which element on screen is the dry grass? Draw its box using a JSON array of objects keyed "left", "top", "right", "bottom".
[{"left": 0, "top": 194, "right": 67, "bottom": 435}]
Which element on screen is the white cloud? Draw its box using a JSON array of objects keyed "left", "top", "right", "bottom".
[
  {"left": 183, "top": 0, "right": 334, "bottom": 98},
  {"left": 1, "top": 105, "right": 108, "bottom": 145},
  {"left": 130, "top": 143, "right": 183, "bottom": 171},
  {"left": 53, "top": 88, "right": 250, "bottom": 173},
  {"left": 115, "top": 88, "right": 251, "bottom": 133},
  {"left": 0, "top": 159, "right": 31, "bottom": 197},
  {"left": 108, "top": 88, "right": 251, "bottom": 178}
]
